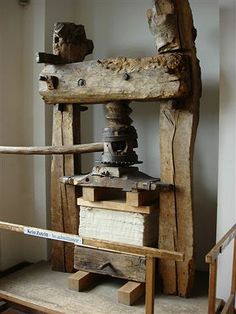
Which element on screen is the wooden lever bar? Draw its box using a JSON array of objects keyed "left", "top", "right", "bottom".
[
  {"left": 0, "top": 220, "right": 184, "bottom": 261},
  {"left": 0, "top": 142, "right": 103, "bottom": 155},
  {"left": 206, "top": 223, "right": 236, "bottom": 263},
  {"left": 206, "top": 224, "right": 236, "bottom": 314}
]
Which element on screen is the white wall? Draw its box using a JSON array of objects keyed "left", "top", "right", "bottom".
[
  {"left": 0, "top": 0, "right": 78, "bottom": 269},
  {"left": 217, "top": 0, "right": 236, "bottom": 301},
  {"left": 76, "top": 0, "right": 219, "bottom": 271},
  {"left": 0, "top": 0, "right": 51, "bottom": 267},
  {"left": 0, "top": 0, "right": 26, "bottom": 269}
]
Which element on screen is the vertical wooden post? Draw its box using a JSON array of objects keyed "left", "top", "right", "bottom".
[
  {"left": 208, "top": 260, "right": 217, "bottom": 314},
  {"left": 147, "top": 0, "right": 201, "bottom": 296},
  {"left": 50, "top": 23, "right": 93, "bottom": 272},
  {"left": 230, "top": 238, "right": 236, "bottom": 312},
  {"left": 145, "top": 256, "right": 156, "bottom": 314}
]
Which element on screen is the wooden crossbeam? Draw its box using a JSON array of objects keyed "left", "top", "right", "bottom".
[
  {"left": 77, "top": 198, "right": 157, "bottom": 214},
  {"left": 39, "top": 53, "right": 190, "bottom": 104},
  {"left": 0, "top": 221, "right": 184, "bottom": 261},
  {"left": 74, "top": 246, "right": 146, "bottom": 282}
]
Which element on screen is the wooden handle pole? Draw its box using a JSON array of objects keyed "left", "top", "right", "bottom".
[
  {"left": 208, "top": 260, "right": 217, "bottom": 314},
  {"left": 0, "top": 142, "right": 103, "bottom": 155},
  {"left": 230, "top": 238, "right": 236, "bottom": 312},
  {"left": 0, "top": 220, "right": 184, "bottom": 261},
  {"left": 145, "top": 255, "right": 156, "bottom": 314}
]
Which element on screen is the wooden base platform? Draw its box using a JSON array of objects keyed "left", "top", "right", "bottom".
[{"left": 0, "top": 261, "right": 219, "bottom": 314}]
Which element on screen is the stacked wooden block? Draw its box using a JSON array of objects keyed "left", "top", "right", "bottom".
[{"left": 71, "top": 186, "right": 159, "bottom": 305}]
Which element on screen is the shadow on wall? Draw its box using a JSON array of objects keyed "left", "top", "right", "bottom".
[{"left": 194, "top": 82, "right": 219, "bottom": 271}]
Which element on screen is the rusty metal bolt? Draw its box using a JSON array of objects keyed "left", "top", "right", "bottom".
[
  {"left": 123, "top": 73, "right": 130, "bottom": 81},
  {"left": 78, "top": 79, "right": 86, "bottom": 87}
]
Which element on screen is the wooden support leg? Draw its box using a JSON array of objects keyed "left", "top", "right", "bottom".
[
  {"left": 50, "top": 22, "right": 93, "bottom": 273},
  {"left": 118, "top": 282, "right": 145, "bottom": 306},
  {"left": 68, "top": 271, "right": 98, "bottom": 292},
  {"left": 145, "top": 256, "right": 155, "bottom": 314},
  {"left": 229, "top": 238, "right": 236, "bottom": 314},
  {"left": 208, "top": 260, "right": 217, "bottom": 314}
]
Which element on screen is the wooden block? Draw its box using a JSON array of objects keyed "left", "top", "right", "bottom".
[
  {"left": 82, "top": 187, "right": 124, "bottom": 202},
  {"left": 126, "top": 191, "right": 159, "bottom": 207},
  {"left": 118, "top": 281, "right": 145, "bottom": 306},
  {"left": 68, "top": 271, "right": 98, "bottom": 292},
  {"left": 77, "top": 198, "right": 157, "bottom": 214},
  {"left": 79, "top": 206, "right": 158, "bottom": 246},
  {"left": 74, "top": 246, "right": 146, "bottom": 282}
]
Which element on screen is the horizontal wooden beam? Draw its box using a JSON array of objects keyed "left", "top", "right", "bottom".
[
  {"left": 0, "top": 142, "right": 103, "bottom": 155},
  {"left": 206, "top": 223, "right": 236, "bottom": 263},
  {"left": 77, "top": 197, "right": 157, "bottom": 214},
  {"left": 82, "top": 238, "right": 183, "bottom": 261},
  {"left": 0, "top": 221, "right": 184, "bottom": 261},
  {"left": 39, "top": 53, "right": 190, "bottom": 104},
  {"left": 74, "top": 246, "right": 146, "bottom": 282}
]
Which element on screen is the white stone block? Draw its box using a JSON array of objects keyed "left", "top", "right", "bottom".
[{"left": 79, "top": 206, "right": 158, "bottom": 246}]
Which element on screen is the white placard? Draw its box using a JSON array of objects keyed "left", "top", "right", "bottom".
[{"left": 24, "top": 227, "right": 82, "bottom": 245}]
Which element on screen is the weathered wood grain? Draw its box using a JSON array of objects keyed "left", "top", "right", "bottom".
[
  {"left": 148, "top": 0, "right": 201, "bottom": 297},
  {"left": 50, "top": 22, "right": 93, "bottom": 272},
  {"left": 159, "top": 102, "right": 178, "bottom": 295},
  {"left": 147, "top": 0, "right": 180, "bottom": 53},
  {"left": 39, "top": 53, "right": 190, "bottom": 104},
  {"left": 51, "top": 107, "right": 65, "bottom": 271},
  {"left": 74, "top": 246, "right": 146, "bottom": 282},
  {"left": 0, "top": 142, "right": 103, "bottom": 155}
]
